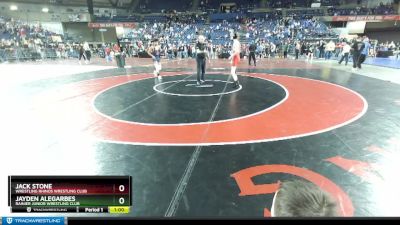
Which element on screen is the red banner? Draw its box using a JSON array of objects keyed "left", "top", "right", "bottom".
[
  {"left": 332, "top": 15, "right": 400, "bottom": 21},
  {"left": 88, "top": 22, "right": 136, "bottom": 28}
]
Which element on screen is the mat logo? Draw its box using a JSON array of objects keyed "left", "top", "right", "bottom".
[
  {"left": 6, "top": 217, "right": 13, "bottom": 224},
  {"left": 231, "top": 164, "right": 354, "bottom": 217}
]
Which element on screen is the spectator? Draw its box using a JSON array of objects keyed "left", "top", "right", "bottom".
[
  {"left": 325, "top": 40, "right": 335, "bottom": 60},
  {"left": 78, "top": 44, "right": 87, "bottom": 65},
  {"left": 283, "top": 41, "right": 289, "bottom": 59},
  {"left": 83, "top": 42, "right": 91, "bottom": 63},
  {"left": 105, "top": 44, "right": 112, "bottom": 63},
  {"left": 338, "top": 41, "right": 351, "bottom": 66},
  {"left": 319, "top": 41, "right": 325, "bottom": 59},
  {"left": 352, "top": 36, "right": 364, "bottom": 70},
  {"left": 357, "top": 37, "right": 371, "bottom": 70},
  {"left": 306, "top": 43, "right": 315, "bottom": 62},
  {"left": 295, "top": 41, "right": 301, "bottom": 60}
]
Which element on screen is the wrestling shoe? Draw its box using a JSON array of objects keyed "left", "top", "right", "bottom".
[{"left": 233, "top": 81, "right": 240, "bottom": 89}]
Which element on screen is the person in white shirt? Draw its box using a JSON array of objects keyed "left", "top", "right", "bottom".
[
  {"left": 306, "top": 43, "right": 314, "bottom": 62},
  {"left": 325, "top": 41, "right": 335, "bottom": 60},
  {"left": 338, "top": 42, "right": 351, "bottom": 66},
  {"left": 146, "top": 39, "right": 162, "bottom": 79},
  {"left": 228, "top": 33, "right": 241, "bottom": 89},
  {"left": 270, "top": 42, "right": 276, "bottom": 58},
  {"left": 295, "top": 42, "right": 301, "bottom": 60},
  {"left": 83, "top": 42, "right": 91, "bottom": 63},
  {"left": 389, "top": 41, "right": 396, "bottom": 50}
]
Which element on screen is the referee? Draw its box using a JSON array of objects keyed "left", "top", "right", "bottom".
[
  {"left": 249, "top": 41, "right": 257, "bottom": 66},
  {"left": 195, "top": 35, "right": 210, "bottom": 85}
]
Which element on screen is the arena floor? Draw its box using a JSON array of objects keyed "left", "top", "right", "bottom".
[{"left": 1, "top": 57, "right": 399, "bottom": 217}]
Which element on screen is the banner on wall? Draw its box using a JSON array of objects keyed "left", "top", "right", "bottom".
[
  {"left": 51, "top": 35, "right": 63, "bottom": 43},
  {"left": 332, "top": 15, "right": 400, "bottom": 21},
  {"left": 311, "top": 3, "right": 321, "bottom": 7},
  {"left": 346, "top": 21, "right": 367, "bottom": 34},
  {"left": 88, "top": 22, "right": 137, "bottom": 28},
  {"left": 69, "top": 14, "right": 90, "bottom": 22}
]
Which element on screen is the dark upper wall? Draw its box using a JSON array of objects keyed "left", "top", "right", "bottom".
[
  {"left": 365, "top": 30, "right": 400, "bottom": 42},
  {"left": 365, "top": 20, "right": 400, "bottom": 42}
]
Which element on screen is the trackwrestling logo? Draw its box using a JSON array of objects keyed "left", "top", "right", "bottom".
[{"left": 2, "top": 217, "right": 64, "bottom": 225}]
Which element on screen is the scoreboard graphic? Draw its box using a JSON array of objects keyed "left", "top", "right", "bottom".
[{"left": 8, "top": 176, "right": 132, "bottom": 214}]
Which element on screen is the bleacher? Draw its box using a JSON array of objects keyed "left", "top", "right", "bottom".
[
  {"left": 205, "top": 0, "right": 259, "bottom": 9},
  {"left": 269, "top": 0, "right": 308, "bottom": 8},
  {"left": 286, "top": 9, "right": 325, "bottom": 18},
  {"left": 1, "top": 0, "right": 397, "bottom": 64},
  {"left": 328, "top": 3, "right": 397, "bottom": 16},
  {"left": 251, "top": 11, "right": 283, "bottom": 20},
  {"left": 0, "top": 49, "right": 5, "bottom": 62},
  {"left": 95, "top": 15, "right": 142, "bottom": 22},
  {"left": 321, "top": 0, "right": 340, "bottom": 6},
  {"left": 0, "top": 47, "right": 59, "bottom": 62},
  {"left": 138, "top": 0, "right": 191, "bottom": 13},
  {"left": 143, "top": 15, "right": 168, "bottom": 23},
  {"left": 0, "top": 49, "right": 15, "bottom": 62},
  {"left": 209, "top": 13, "right": 242, "bottom": 22},
  {"left": 90, "top": 0, "right": 398, "bottom": 25},
  {"left": 125, "top": 14, "right": 337, "bottom": 47}
]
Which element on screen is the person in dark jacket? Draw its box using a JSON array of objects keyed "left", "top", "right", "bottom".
[
  {"left": 195, "top": 35, "right": 210, "bottom": 85},
  {"left": 248, "top": 41, "right": 257, "bottom": 66},
  {"left": 78, "top": 44, "right": 87, "bottom": 64},
  {"left": 356, "top": 37, "right": 371, "bottom": 70},
  {"left": 351, "top": 36, "right": 364, "bottom": 70}
]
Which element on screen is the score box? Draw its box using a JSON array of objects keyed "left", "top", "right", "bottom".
[{"left": 8, "top": 176, "right": 132, "bottom": 213}]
